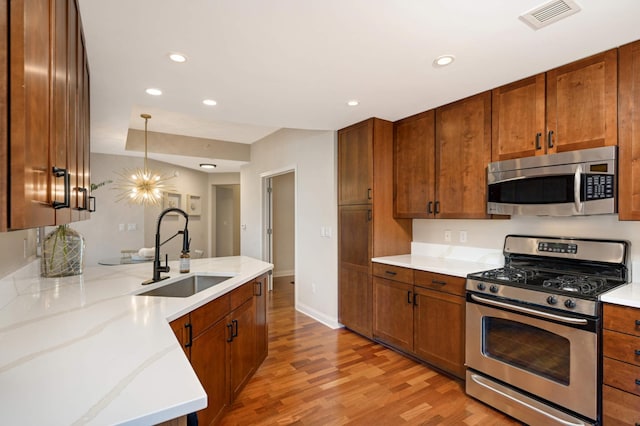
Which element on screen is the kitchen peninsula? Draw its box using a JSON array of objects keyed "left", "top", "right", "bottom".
[{"left": 0, "top": 256, "right": 272, "bottom": 425}]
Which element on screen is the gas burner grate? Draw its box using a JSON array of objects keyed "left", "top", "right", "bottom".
[
  {"left": 481, "top": 266, "right": 535, "bottom": 283},
  {"left": 542, "top": 275, "right": 606, "bottom": 295}
]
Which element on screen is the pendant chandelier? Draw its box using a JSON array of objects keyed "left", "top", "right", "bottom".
[{"left": 115, "top": 113, "right": 174, "bottom": 206}]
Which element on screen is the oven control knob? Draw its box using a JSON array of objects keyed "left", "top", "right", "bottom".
[
  {"left": 564, "top": 299, "right": 577, "bottom": 309},
  {"left": 547, "top": 295, "right": 558, "bottom": 305},
  {"left": 489, "top": 285, "right": 499, "bottom": 293},
  {"left": 476, "top": 283, "right": 486, "bottom": 291}
]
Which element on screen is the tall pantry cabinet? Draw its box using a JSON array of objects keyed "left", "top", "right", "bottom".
[
  {"left": 1, "top": 0, "right": 91, "bottom": 232},
  {"left": 338, "top": 118, "right": 412, "bottom": 338}
]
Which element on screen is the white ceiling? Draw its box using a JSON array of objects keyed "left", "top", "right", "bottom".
[{"left": 77, "top": 0, "right": 640, "bottom": 172}]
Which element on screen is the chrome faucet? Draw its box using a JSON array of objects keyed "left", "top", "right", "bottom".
[{"left": 142, "top": 207, "right": 189, "bottom": 285}]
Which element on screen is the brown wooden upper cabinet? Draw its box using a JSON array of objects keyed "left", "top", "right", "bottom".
[
  {"left": 394, "top": 92, "right": 491, "bottom": 219},
  {"left": 1, "top": 0, "right": 90, "bottom": 231},
  {"left": 338, "top": 119, "right": 374, "bottom": 205},
  {"left": 618, "top": 40, "right": 640, "bottom": 220},
  {"left": 492, "top": 49, "right": 617, "bottom": 162}
]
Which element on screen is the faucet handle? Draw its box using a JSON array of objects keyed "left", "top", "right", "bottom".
[{"left": 158, "top": 254, "right": 171, "bottom": 273}]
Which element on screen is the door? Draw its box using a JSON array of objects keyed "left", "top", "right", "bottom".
[
  {"left": 393, "top": 110, "right": 435, "bottom": 218},
  {"left": 372, "top": 277, "right": 413, "bottom": 352},
  {"left": 546, "top": 48, "right": 617, "bottom": 154},
  {"left": 413, "top": 287, "right": 465, "bottom": 378},
  {"left": 191, "top": 317, "right": 229, "bottom": 426},
  {"left": 491, "top": 74, "right": 546, "bottom": 161},
  {"left": 466, "top": 298, "right": 598, "bottom": 420},
  {"left": 229, "top": 297, "right": 256, "bottom": 401},
  {"left": 435, "top": 92, "right": 492, "bottom": 219},
  {"left": 338, "top": 204, "right": 372, "bottom": 337},
  {"left": 338, "top": 119, "right": 373, "bottom": 205}
]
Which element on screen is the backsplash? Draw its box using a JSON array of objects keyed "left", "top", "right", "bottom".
[{"left": 0, "top": 229, "right": 37, "bottom": 280}]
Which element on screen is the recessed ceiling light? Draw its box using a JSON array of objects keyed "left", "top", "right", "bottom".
[
  {"left": 169, "top": 53, "right": 187, "bottom": 63},
  {"left": 199, "top": 163, "right": 217, "bottom": 169},
  {"left": 145, "top": 88, "right": 162, "bottom": 96},
  {"left": 202, "top": 99, "right": 217, "bottom": 106},
  {"left": 433, "top": 55, "right": 455, "bottom": 68},
  {"left": 347, "top": 100, "right": 359, "bottom": 107}
]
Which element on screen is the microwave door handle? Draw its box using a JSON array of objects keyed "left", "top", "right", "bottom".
[{"left": 574, "top": 166, "right": 583, "bottom": 213}]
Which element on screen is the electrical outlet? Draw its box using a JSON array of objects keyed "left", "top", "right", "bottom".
[
  {"left": 311, "top": 282, "right": 317, "bottom": 293},
  {"left": 459, "top": 230, "right": 467, "bottom": 243},
  {"left": 127, "top": 223, "right": 137, "bottom": 231},
  {"left": 119, "top": 224, "right": 125, "bottom": 232},
  {"left": 444, "top": 230, "right": 452, "bottom": 242}
]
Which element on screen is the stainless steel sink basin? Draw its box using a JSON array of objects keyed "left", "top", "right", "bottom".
[{"left": 137, "top": 274, "right": 233, "bottom": 298}]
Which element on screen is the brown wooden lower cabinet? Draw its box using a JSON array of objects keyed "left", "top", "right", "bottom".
[
  {"left": 170, "top": 273, "right": 268, "bottom": 426},
  {"left": 602, "top": 385, "right": 640, "bottom": 425},
  {"left": 372, "top": 263, "right": 466, "bottom": 379}
]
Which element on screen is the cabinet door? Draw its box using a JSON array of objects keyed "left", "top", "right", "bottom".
[
  {"left": 602, "top": 385, "right": 640, "bottom": 426},
  {"left": 413, "top": 287, "right": 465, "bottom": 379},
  {"left": 338, "top": 119, "right": 373, "bottom": 205},
  {"left": 393, "top": 110, "right": 435, "bottom": 218},
  {"left": 191, "top": 318, "right": 230, "bottom": 426},
  {"left": 169, "top": 314, "right": 190, "bottom": 358},
  {"left": 619, "top": 40, "right": 640, "bottom": 220},
  {"left": 229, "top": 297, "right": 256, "bottom": 402},
  {"left": 435, "top": 92, "right": 492, "bottom": 219},
  {"left": 546, "top": 48, "right": 617, "bottom": 154},
  {"left": 338, "top": 205, "right": 373, "bottom": 337},
  {"left": 9, "top": 0, "right": 57, "bottom": 229},
  {"left": 492, "top": 74, "right": 546, "bottom": 161},
  {"left": 254, "top": 273, "right": 268, "bottom": 364},
  {"left": 372, "top": 277, "right": 413, "bottom": 352}
]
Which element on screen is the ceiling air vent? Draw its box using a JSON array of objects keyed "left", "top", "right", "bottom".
[{"left": 519, "top": 0, "right": 581, "bottom": 30}]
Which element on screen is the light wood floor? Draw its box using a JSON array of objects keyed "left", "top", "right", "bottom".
[{"left": 221, "top": 276, "right": 521, "bottom": 425}]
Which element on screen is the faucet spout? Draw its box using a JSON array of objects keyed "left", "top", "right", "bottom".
[{"left": 142, "top": 207, "right": 189, "bottom": 285}]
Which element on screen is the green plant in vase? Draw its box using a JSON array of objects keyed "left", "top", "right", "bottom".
[
  {"left": 41, "top": 225, "right": 85, "bottom": 277},
  {"left": 40, "top": 179, "right": 112, "bottom": 277}
]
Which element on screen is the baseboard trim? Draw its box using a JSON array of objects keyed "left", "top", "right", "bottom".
[
  {"left": 295, "top": 301, "right": 342, "bottom": 329},
  {"left": 273, "top": 269, "right": 294, "bottom": 278}
]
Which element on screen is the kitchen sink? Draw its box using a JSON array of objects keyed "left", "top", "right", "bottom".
[{"left": 137, "top": 274, "right": 234, "bottom": 298}]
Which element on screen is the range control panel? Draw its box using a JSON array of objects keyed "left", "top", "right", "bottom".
[{"left": 538, "top": 242, "right": 578, "bottom": 254}]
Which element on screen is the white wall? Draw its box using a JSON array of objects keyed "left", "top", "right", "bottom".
[
  {"left": 413, "top": 215, "right": 640, "bottom": 273},
  {"left": 240, "top": 128, "right": 338, "bottom": 328},
  {"left": 72, "top": 153, "right": 210, "bottom": 266}
]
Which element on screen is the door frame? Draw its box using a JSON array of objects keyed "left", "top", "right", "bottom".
[{"left": 260, "top": 166, "right": 296, "bottom": 292}]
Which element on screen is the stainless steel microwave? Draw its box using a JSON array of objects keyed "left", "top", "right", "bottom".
[{"left": 487, "top": 146, "right": 617, "bottom": 216}]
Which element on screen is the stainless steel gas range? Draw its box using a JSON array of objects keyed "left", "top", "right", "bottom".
[{"left": 465, "top": 235, "right": 630, "bottom": 426}]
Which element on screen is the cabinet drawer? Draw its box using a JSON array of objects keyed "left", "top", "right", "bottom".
[
  {"left": 230, "top": 282, "right": 254, "bottom": 310},
  {"left": 414, "top": 270, "right": 465, "bottom": 296},
  {"left": 604, "top": 329, "right": 640, "bottom": 367},
  {"left": 191, "top": 294, "right": 230, "bottom": 338},
  {"left": 604, "top": 357, "right": 640, "bottom": 397},
  {"left": 372, "top": 263, "right": 413, "bottom": 284},
  {"left": 603, "top": 384, "right": 640, "bottom": 425},
  {"left": 604, "top": 303, "right": 640, "bottom": 337}
]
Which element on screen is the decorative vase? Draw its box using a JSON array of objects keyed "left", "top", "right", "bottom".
[{"left": 41, "top": 225, "right": 85, "bottom": 277}]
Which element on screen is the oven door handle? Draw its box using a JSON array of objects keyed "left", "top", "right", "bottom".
[
  {"left": 470, "top": 294, "right": 589, "bottom": 325},
  {"left": 469, "top": 373, "right": 588, "bottom": 426},
  {"left": 574, "top": 165, "right": 583, "bottom": 213}
]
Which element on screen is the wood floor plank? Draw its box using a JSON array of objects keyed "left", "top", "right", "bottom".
[{"left": 220, "top": 276, "right": 521, "bottom": 425}]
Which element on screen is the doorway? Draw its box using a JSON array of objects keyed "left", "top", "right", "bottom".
[
  {"left": 263, "top": 170, "right": 295, "bottom": 300},
  {"left": 211, "top": 184, "right": 240, "bottom": 257}
]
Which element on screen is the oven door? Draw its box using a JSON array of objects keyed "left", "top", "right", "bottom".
[{"left": 465, "top": 293, "right": 599, "bottom": 421}]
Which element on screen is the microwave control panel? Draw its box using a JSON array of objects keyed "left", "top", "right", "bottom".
[{"left": 584, "top": 175, "right": 614, "bottom": 200}]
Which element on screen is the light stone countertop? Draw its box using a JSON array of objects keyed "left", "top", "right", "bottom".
[
  {"left": 0, "top": 256, "right": 272, "bottom": 426},
  {"left": 600, "top": 282, "right": 640, "bottom": 309},
  {"left": 372, "top": 242, "right": 504, "bottom": 278}
]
